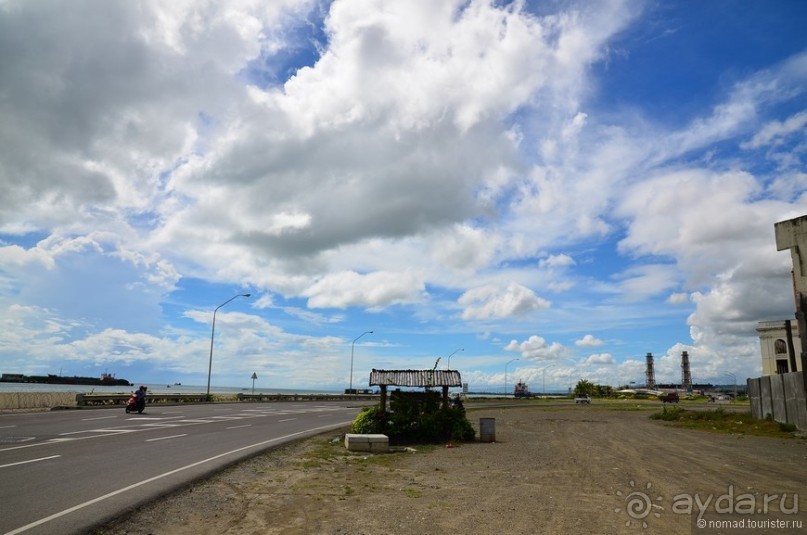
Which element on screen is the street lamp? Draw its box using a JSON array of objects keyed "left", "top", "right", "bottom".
[
  {"left": 539, "top": 365, "right": 554, "bottom": 396},
  {"left": 505, "top": 358, "right": 519, "bottom": 396},
  {"left": 446, "top": 348, "right": 464, "bottom": 369},
  {"left": 349, "top": 331, "right": 373, "bottom": 394},
  {"left": 206, "top": 293, "right": 251, "bottom": 398},
  {"left": 724, "top": 371, "right": 737, "bottom": 399}
]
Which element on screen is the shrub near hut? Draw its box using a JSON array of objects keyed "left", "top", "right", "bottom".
[{"left": 351, "top": 390, "right": 475, "bottom": 444}]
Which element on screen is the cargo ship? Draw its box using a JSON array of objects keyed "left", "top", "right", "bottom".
[
  {"left": 0, "top": 372, "right": 131, "bottom": 387},
  {"left": 513, "top": 381, "right": 533, "bottom": 398}
]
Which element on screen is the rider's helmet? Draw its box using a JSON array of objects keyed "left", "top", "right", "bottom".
[{"left": 140, "top": 385, "right": 147, "bottom": 391}]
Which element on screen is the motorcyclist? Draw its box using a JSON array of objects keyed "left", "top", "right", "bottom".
[{"left": 134, "top": 385, "right": 147, "bottom": 409}]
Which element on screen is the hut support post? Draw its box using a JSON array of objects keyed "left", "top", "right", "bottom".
[{"left": 380, "top": 385, "right": 388, "bottom": 411}]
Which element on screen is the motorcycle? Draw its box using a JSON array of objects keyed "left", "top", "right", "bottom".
[{"left": 125, "top": 393, "right": 146, "bottom": 414}]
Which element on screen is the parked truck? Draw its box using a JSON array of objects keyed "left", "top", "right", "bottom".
[{"left": 659, "top": 391, "right": 680, "bottom": 403}]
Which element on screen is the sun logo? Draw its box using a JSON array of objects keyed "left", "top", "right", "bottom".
[{"left": 614, "top": 480, "right": 664, "bottom": 528}]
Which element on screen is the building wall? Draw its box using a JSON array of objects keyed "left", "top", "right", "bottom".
[
  {"left": 774, "top": 215, "right": 807, "bottom": 374},
  {"left": 757, "top": 320, "right": 803, "bottom": 375},
  {"left": 775, "top": 215, "right": 807, "bottom": 297}
]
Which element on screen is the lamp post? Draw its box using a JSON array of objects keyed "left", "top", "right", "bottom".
[
  {"left": 505, "top": 358, "right": 519, "bottom": 396},
  {"left": 724, "top": 371, "right": 737, "bottom": 399},
  {"left": 543, "top": 365, "right": 554, "bottom": 395},
  {"left": 206, "top": 293, "right": 251, "bottom": 398},
  {"left": 349, "top": 331, "right": 373, "bottom": 394},
  {"left": 446, "top": 348, "right": 464, "bottom": 369}
]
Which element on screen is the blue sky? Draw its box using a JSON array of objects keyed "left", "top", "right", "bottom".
[{"left": 0, "top": 0, "right": 805, "bottom": 392}]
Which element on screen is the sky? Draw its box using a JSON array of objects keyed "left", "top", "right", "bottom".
[{"left": 1, "top": 0, "right": 806, "bottom": 393}]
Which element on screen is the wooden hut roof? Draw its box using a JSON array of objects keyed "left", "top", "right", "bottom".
[{"left": 369, "top": 369, "right": 462, "bottom": 387}]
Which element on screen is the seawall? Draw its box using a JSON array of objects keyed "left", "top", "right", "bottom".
[{"left": 0, "top": 391, "right": 78, "bottom": 411}]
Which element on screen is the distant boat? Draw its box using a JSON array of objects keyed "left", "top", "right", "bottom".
[
  {"left": 513, "top": 381, "right": 533, "bottom": 398},
  {"left": 174, "top": 382, "right": 182, "bottom": 386}
]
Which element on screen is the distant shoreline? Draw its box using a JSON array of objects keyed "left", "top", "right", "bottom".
[{"left": 0, "top": 373, "right": 131, "bottom": 387}]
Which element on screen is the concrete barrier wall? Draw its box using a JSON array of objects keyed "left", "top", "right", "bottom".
[
  {"left": 760, "top": 375, "right": 773, "bottom": 419},
  {"left": 749, "top": 371, "right": 807, "bottom": 430},
  {"left": 769, "top": 374, "right": 788, "bottom": 422},
  {"left": 747, "top": 379, "right": 762, "bottom": 420},
  {"left": 0, "top": 392, "right": 77, "bottom": 410},
  {"left": 783, "top": 372, "right": 807, "bottom": 430},
  {"left": 0, "top": 392, "right": 378, "bottom": 410}
]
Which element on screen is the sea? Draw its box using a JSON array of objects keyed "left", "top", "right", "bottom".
[{"left": 0, "top": 382, "right": 342, "bottom": 396}]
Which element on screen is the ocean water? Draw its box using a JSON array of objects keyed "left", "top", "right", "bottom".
[{"left": 0, "top": 382, "right": 341, "bottom": 395}]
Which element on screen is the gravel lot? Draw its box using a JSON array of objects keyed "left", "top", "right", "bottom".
[{"left": 96, "top": 404, "right": 807, "bottom": 535}]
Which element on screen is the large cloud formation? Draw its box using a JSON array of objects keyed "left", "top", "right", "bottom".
[{"left": 0, "top": 0, "right": 805, "bottom": 387}]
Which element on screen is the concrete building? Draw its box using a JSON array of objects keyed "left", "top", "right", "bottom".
[
  {"left": 771, "top": 214, "right": 807, "bottom": 376},
  {"left": 756, "top": 320, "right": 803, "bottom": 375},
  {"left": 749, "top": 215, "right": 807, "bottom": 430}
]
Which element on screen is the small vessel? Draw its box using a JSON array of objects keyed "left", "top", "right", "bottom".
[{"left": 513, "top": 381, "right": 532, "bottom": 398}]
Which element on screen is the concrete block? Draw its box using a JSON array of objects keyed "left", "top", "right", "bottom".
[
  {"left": 770, "top": 374, "right": 788, "bottom": 423},
  {"left": 783, "top": 372, "right": 807, "bottom": 430},
  {"left": 344, "top": 433, "right": 389, "bottom": 453},
  {"left": 760, "top": 375, "right": 773, "bottom": 419}
]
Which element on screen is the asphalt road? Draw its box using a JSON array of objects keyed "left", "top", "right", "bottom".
[{"left": 0, "top": 401, "right": 370, "bottom": 535}]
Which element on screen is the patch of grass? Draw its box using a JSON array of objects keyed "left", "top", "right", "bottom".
[
  {"left": 651, "top": 407, "right": 800, "bottom": 438},
  {"left": 403, "top": 487, "right": 423, "bottom": 498},
  {"left": 651, "top": 405, "right": 683, "bottom": 420},
  {"left": 297, "top": 437, "right": 353, "bottom": 469},
  {"left": 296, "top": 436, "right": 406, "bottom": 472},
  {"left": 606, "top": 404, "right": 658, "bottom": 412},
  {"left": 778, "top": 421, "right": 798, "bottom": 433}
]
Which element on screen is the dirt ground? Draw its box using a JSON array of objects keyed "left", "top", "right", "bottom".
[{"left": 96, "top": 404, "right": 807, "bottom": 535}]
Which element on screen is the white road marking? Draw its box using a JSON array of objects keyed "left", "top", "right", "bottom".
[
  {"left": 0, "top": 425, "right": 18, "bottom": 429},
  {"left": 0, "top": 404, "right": 355, "bottom": 453},
  {"left": 0, "top": 455, "right": 61, "bottom": 469},
  {"left": 59, "top": 429, "right": 135, "bottom": 436},
  {"left": 81, "top": 416, "right": 117, "bottom": 421},
  {"left": 145, "top": 434, "right": 187, "bottom": 442},
  {"left": 173, "top": 419, "right": 214, "bottom": 424},
  {"left": 5, "top": 420, "right": 354, "bottom": 535},
  {"left": 225, "top": 424, "right": 251, "bottom": 430}
]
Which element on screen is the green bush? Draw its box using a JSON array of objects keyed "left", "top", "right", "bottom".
[
  {"left": 651, "top": 405, "right": 683, "bottom": 421},
  {"left": 351, "top": 406, "right": 388, "bottom": 434},
  {"left": 350, "top": 391, "right": 476, "bottom": 444},
  {"left": 777, "top": 421, "right": 797, "bottom": 433}
]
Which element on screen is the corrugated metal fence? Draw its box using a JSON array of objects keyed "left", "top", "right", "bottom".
[{"left": 747, "top": 371, "right": 807, "bottom": 430}]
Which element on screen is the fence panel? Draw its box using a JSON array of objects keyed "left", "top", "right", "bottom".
[
  {"left": 0, "top": 392, "right": 76, "bottom": 410},
  {"left": 770, "top": 374, "right": 788, "bottom": 423},
  {"left": 759, "top": 375, "right": 773, "bottom": 419},
  {"left": 783, "top": 372, "right": 807, "bottom": 430},
  {"left": 747, "top": 378, "right": 762, "bottom": 420}
]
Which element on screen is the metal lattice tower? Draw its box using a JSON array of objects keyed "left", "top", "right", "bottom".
[
  {"left": 645, "top": 352, "right": 655, "bottom": 389},
  {"left": 681, "top": 351, "right": 692, "bottom": 391}
]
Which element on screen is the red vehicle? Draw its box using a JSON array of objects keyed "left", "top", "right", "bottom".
[{"left": 125, "top": 392, "right": 146, "bottom": 413}]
